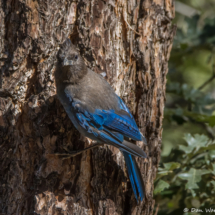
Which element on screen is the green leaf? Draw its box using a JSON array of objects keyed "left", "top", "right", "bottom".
[
  {"left": 211, "top": 163, "right": 215, "bottom": 175},
  {"left": 192, "top": 142, "right": 215, "bottom": 157},
  {"left": 156, "top": 163, "right": 181, "bottom": 181},
  {"left": 178, "top": 168, "right": 209, "bottom": 190},
  {"left": 208, "top": 115, "right": 215, "bottom": 127},
  {"left": 210, "top": 181, "right": 215, "bottom": 189},
  {"left": 154, "top": 180, "right": 170, "bottom": 194},
  {"left": 165, "top": 107, "right": 215, "bottom": 127},
  {"left": 179, "top": 134, "right": 209, "bottom": 154},
  {"left": 156, "top": 169, "right": 172, "bottom": 181},
  {"left": 184, "top": 111, "right": 215, "bottom": 127},
  {"left": 209, "top": 150, "right": 215, "bottom": 159},
  {"left": 190, "top": 189, "right": 196, "bottom": 197},
  {"left": 163, "top": 162, "right": 181, "bottom": 171},
  {"left": 185, "top": 133, "right": 208, "bottom": 147}
]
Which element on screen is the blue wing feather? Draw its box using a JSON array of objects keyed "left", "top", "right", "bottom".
[
  {"left": 72, "top": 97, "right": 145, "bottom": 143},
  {"left": 91, "top": 109, "right": 142, "bottom": 141},
  {"left": 117, "top": 96, "right": 147, "bottom": 145},
  {"left": 71, "top": 96, "right": 145, "bottom": 202},
  {"left": 123, "top": 151, "right": 144, "bottom": 201},
  {"left": 118, "top": 96, "right": 135, "bottom": 120},
  {"left": 123, "top": 152, "right": 138, "bottom": 199}
]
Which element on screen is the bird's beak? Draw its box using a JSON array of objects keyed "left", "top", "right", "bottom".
[{"left": 63, "top": 58, "right": 73, "bottom": 66}]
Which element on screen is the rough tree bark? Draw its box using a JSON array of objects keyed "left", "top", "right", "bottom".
[{"left": 0, "top": 0, "right": 175, "bottom": 214}]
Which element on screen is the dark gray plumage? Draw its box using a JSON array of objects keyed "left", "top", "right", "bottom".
[
  {"left": 55, "top": 39, "right": 147, "bottom": 201},
  {"left": 56, "top": 42, "right": 119, "bottom": 112}
]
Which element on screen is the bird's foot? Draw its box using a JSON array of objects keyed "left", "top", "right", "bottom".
[{"left": 54, "top": 143, "right": 103, "bottom": 160}]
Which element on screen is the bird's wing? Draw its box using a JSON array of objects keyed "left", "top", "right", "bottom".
[
  {"left": 70, "top": 98, "right": 146, "bottom": 158},
  {"left": 117, "top": 96, "right": 135, "bottom": 120},
  {"left": 91, "top": 108, "right": 143, "bottom": 141},
  {"left": 75, "top": 112, "right": 146, "bottom": 158},
  {"left": 117, "top": 96, "right": 147, "bottom": 144},
  {"left": 71, "top": 97, "right": 143, "bottom": 141},
  {"left": 72, "top": 95, "right": 144, "bottom": 138}
]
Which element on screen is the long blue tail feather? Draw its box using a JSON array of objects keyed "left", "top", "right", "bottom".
[{"left": 122, "top": 151, "right": 144, "bottom": 202}]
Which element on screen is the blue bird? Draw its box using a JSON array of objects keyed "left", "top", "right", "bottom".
[{"left": 55, "top": 39, "right": 147, "bottom": 202}]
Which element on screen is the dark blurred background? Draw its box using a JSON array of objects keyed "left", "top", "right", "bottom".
[{"left": 154, "top": 1, "right": 215, "bottom": 214}]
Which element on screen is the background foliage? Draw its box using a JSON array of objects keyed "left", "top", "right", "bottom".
[{"left": 154, "top": 1, "right": 215, "bottom": 214}]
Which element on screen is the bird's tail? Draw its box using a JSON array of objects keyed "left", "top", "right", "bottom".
[{"left": 122, "top": 151, "right": 145, "bottom": 202}]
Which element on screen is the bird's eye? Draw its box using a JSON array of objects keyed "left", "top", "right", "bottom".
[{"left": 74, "top": 55, "right": 78, "bottom": 60}]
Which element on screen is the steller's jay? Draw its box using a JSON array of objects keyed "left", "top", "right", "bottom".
[{"left": 55, "top": 39, "right": 147, "bottom": 202}]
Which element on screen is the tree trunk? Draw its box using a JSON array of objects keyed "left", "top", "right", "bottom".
[{"left": 0, "top": 0, "right": 175, "bottom": 214}]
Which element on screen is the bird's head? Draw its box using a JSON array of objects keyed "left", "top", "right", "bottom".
[{"left": 57, "top": 39, "right": 87, "bottom": 83}]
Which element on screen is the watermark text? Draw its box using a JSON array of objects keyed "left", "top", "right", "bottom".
[{"left": 184, "top": 208, "right": 215, "bottom": 213}]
